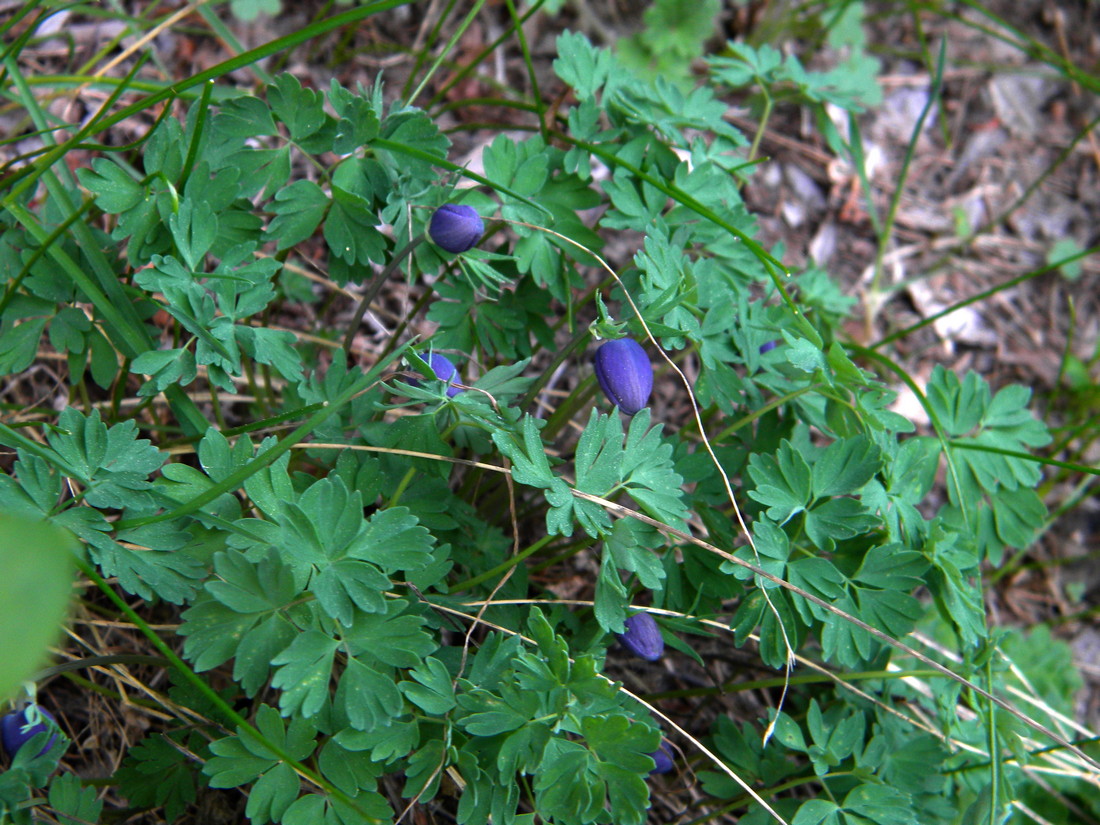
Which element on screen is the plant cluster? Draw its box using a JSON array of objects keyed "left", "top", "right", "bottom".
[{"left": 0, "top": 3, "right": 1095, "bottom": 825}]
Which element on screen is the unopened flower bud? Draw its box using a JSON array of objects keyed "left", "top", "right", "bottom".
[
  {"left": 648, "top": 740, "right": 675, "bottom": 775},
  {"left": 429, "top": 204, "right": 484, "bottom": 253},
  {"left": 594, "top": 338, "right": 652, "bottom": 416},
  {"left": 1, "top": 706, "right": 57, "bottom": 759},
  {"left": 616, "top": 612, "right": 663, "bottom": 661},
  {"left": 410, "top": 353, "right": 462, "bottom": 397}
]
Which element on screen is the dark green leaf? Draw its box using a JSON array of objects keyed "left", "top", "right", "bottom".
[
  {"left": 266, "top": 180, "right": 328, "bottom": 250},
  {"left": 812, "top": 435, "right": 881, "bottom": 498},
  {"left": 747, "top": 441, "right": 812, "bottom": 524},
  {"left": 270, "top": 630, "right": 339, "bottom": 718}
]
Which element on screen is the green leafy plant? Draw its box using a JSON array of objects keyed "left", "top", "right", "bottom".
[{"left": 0, "top": 2, "right": 1096, "bottom": 825}]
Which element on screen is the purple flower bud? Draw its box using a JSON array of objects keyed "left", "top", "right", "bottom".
[
  {"left": 617, "top": 612, "right": 663, "bottom": 661},
  {"left": 648, "top": 740, "right": 675, "bottom": 775},
  {"left": 593, "top": 338, "right": 652, "bottom": 416},
  {"left": 759, "top": 340, "right": 779, "bottom": 354},
  {"left": 429, "top": 204, "right": 484, "bottom": 254},
  {"left": 414, "top": 353, "right": 462, "bottom": 397},
  {"left": 1, "top": 706, "right": 57, "bottom": 759}
]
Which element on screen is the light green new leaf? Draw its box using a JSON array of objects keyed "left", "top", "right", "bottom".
[
  {"left": 553, "top": 30, "right": 614, "bottom": 100},
  {"left": 77, "top": 158, "right": 143, "bottom": 213},
  {"left": 0, "top": 515, "right": 74, "bottom": 703}
]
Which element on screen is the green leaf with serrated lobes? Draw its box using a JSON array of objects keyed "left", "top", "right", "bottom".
[
  {"left": 457, "top": 686, "right": 538, "bottom": 736},
  {"left": 595, "top": 548, "right": 629, "bottom": 633},
  {"left": 115, "top": 734, "right": 198, "bottom": 821},
  {"left": 325, "top": 197, "right": 387, "bottom": 266},
  {"left": 270, "top": 630, "right": 338, "bottom": 718},
  {"left": 606, "top": 519, "right": 664, "bottom": 591},
  {"left": 212, "top": 95, "right": 277, "bottom": 139},
  {"left": 168, "top": 198, "right": 218, "bottom": 271},
  {"left": 204, "top": 705, "right": 316, "bottom": 788},
  {"left": 786, "top": 557, "right": 846, "bottom": 624},
  {"left": 0, "top": 452, "right": 57, "bottom": 514},
  {"left": 267, "top": 73, "right": 327, "bottom": 142},
  {"left": 575, "top": 408, "right": 624, "bottom": 497},
  {"left": 493, "top": 415, "right": 556, "bottom": 490},
  {"left": 77, "top": 159, "right": 143, "bottom": 213},
  {"left": 266, "top": 180, "right": 328, "bottom": 250},
  {"left": 812, "top": 435, "right": 882, "bottom": 498},
  {"left": 401, "top": 657, "right": 457, "bottom": 715},
  {"left": 805, "top": 699, "right": 865, "bottom": 774},
  {"left": 343, "top": 600, "right": 436, "bottom": 669},
  {"left": 246, "top": 761, "right": 299, "bottom": 824},
  {"left": 48, "top": 772, "right": 104, "bottom": 825},
  {"left": 804, "top": 497, "right": 878, "bottom": 548},
  {"left": 235, "top": 326, "right": 302, "bottom": 382},
  {"left": 841, "top": 784, "right": 917, "bottom": 825},
  {"left": 209, "top": 254, "right": 280, "bottom": 321},
  {"left": 317, "top": 741, "right": 385, "bottom": 798},
  {"left": 49, "top": 307, "right": 91, "bottom": 355},
  {"left": 553, "top": 31, "right": 615, "bottom": 100},
  {"left": 378, "top": 110, "right": 451, "bottom": 180},
  {"left": 179, "top": 548, "right": 299, "bottom": 693},
  {"left": 313, "top": 558, "right": 389, "bottom": 624},
  {"left": 747, "top": 440, "right": 812, "bottom": 525},
  {"left": 0, "top": 317, "right": 47, "bottom": 375},
  {"left": 329, "top": 80, "right": 381, "bottom": 154},
  {"left": 926, "top": 367, "right": 1051, "bottom": 513},
  {"left": 57, "top": 508, "right": 203, "bottom": 604},
  {"left": 621, "top": 409, "right": 689, "bottom": 529},
  {"left": 336, "top": 657, "right": 403, "bottom": 733},
  {"left": 533, "top": 739, "right": 602, "bottom": 825}
]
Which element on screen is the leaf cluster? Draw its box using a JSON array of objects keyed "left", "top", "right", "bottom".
[{"left": 0, "top": 9, "right": 1077, "bottom": 825}]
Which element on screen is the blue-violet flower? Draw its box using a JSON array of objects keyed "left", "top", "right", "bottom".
[
  {"left": 594, "top": 338, "right": 652, "bottom": 415},
  {"left": 617, "top": 612, "right": 664, "bottom": 661},
  {"left": 429, "top": 204, "right": 484, "bottom": 253},
  {"left": 1, "top": 706, "right": 57, "bottom": 759},
  {"left": 421, "top": 353, "right": 462, "bottom": 397},
  {"left": 648, "top": 740, "right": 675, "bottom": 775}
]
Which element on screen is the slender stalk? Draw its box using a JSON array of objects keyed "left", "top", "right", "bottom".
[{"left": 342, "top": 234, "right": 425, "bottom": 353}]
